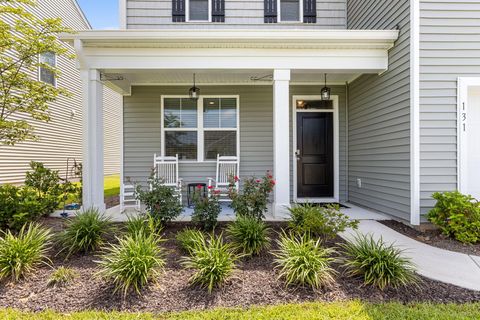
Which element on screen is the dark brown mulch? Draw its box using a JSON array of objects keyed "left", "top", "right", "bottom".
[
  {"left": 105, "top": 195, "right": 120, "bottom": 209},
  {"left": 379, "top": 220, "right": 480, "bottom": 256},
  {"left": 1, "top": 222, "right": 480, "bottom": 313}
]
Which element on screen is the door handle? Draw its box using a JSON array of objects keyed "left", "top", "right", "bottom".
[{"left": 295, "top": 149, "right": 301, "bottom": 160}]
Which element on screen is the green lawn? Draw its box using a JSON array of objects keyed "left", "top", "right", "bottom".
[
  {"left": 1, "top": 301, "right": 479, "bottom": 320},
  {"left": 104, "top": 174, "right": 120, "bottom": 198}
]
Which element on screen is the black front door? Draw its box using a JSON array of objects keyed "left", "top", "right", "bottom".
[{"left": 296, "top": 112, "right": 334, "bottom": 198}]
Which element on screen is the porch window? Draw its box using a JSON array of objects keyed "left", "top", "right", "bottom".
[
  {"left": 162, "top": 96, "right": 239, "bottom": 162},
  {"left": 39, "top": 51, "right": 56, "bottom": 86},
  {"left": 188, "top": 0, "right": 210, "bottom": 21},
  {"left": 279, "top": 0, "right": 301, "bottom": 22}
]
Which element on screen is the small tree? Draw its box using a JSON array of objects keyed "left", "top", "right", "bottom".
[{"left": 0, "top": 0, "right": 73, "bottom": 145}]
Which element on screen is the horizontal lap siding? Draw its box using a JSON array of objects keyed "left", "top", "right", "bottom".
[
  {"left": 123, "top": 85, "right": 348, "bottom": 202},
  {"left": 419, "top": 0, "right": 480, "bottom": 215},
  {"left": 346, "top": 0, "right": 411, "bottom": 220},
  {"left": 0, "top": 1, "right": 121, "bottom": 184},
  {"left": 126, "top": 0, "right": 346, "bottom": 28}
]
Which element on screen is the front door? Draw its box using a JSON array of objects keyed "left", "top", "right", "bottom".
[
  {"left": 465, "top": 87, "right": 480, "bottom": 199},
  {"left": 296, "top": 112, "right": 334, "bottom": 198}
]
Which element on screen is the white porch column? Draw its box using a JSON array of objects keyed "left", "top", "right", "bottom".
[
  {"left": 80, "top": 69, "right": 105, "bottom": 211},
  {"left": 273, "top": 69, "right": 291, "bottom": 217}
]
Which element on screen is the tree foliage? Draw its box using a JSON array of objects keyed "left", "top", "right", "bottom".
[{"left": 0, "top": 0, "right": 73, "bottom": 145}]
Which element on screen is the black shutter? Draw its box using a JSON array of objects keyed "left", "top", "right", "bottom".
[
  {"left": 264, "top": 0, "right": 277, "bottom": 23},
  {"left": 303, "top": 0, "right": 316, "bottom": 23},
  {"left": 172, "top": 0, "right": 185, "bottom": 22},
  {"left": 212, "top": 0, "right": 225, "bottom": 22}
]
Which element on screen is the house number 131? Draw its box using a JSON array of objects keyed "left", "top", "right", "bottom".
[{"left": 462, "top": 102, "right": 467, "bottom": 132}]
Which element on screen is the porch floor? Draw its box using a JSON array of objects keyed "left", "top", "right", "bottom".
[{"left": 51, "top": 202, "right": 388, "bottom": 222}]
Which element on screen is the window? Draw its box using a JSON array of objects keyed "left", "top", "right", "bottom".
[
  {"left": 279, "top": 0, "right": 301, "bottom": 22},
  {"left": 188, "top": 0, "right": 210, "bottom": 21},
  {"left": 39, "top": 51, "right": 56, "bottom": 86},
  {"left": 162, "top": 96, "right": 239, "bottom": 162}
]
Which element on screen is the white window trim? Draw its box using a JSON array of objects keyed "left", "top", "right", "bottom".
[
  {"left": 186, "top": 0, "right": 212, "bottom": 22},
  {"left": 38, "top": 52, "right": 57, "bottom": 87},
  {"left": 277, "top": 0, "right": 303, "bottom": 23},
  {"left": 292, "top": 95, "right": 340, "bottom": 203},
  {"left": 160, "top": 95, "right": 240, "bottom": 163},
  {"left": 457, "top": 77, "right": 480, "bottom": 196}
]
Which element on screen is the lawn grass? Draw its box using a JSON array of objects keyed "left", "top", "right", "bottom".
[
  {"left": 1, "top": 301, "right": 479, "bottom": 320},
  {"left": 104, "top": 174, "right": 120, "bottom": 198}
]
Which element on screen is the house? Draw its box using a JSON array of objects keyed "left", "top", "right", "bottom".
[
  {"left": 0, "top": 0, "right": 122, "bottom": 184},
  {"left": 61, "top": 0, "right": 480, "bottom": 225}
]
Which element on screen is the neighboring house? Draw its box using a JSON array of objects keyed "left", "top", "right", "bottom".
[
  {"left": 0, "top": 0, "right": 122, "bottom": 184},
  {"left": 62, "top": 0, "right": 480, "bottom": 224}
]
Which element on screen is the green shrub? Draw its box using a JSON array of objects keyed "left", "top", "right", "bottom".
[
  {"left": 192, "top": 187, "right": 221, "bottom": 231},
  {"left": 288, "top": 203, "right": 359, "bottom": 239},
  {"left": 58, "top": 208, "right": 113, "bottom": 258},
  {"left": 97, "top": 232, "right": 165, "bottom": 296},
  {"left": 176, "top": 228, "right": 205, "bottom": 254},
  {"left": 182, "top": 233, "right": 238, "bottom": 293},
  {"left": 0, "top": 184, "right": 45, "bottom": 230},
  {"left": 135, "top": 171, "right": 183, "bottom": 226},
  {"left": 47, "top": 266, "right": 78, "bottom": 287},
  {"left": 228, "top": 172, "right": 275, "bottom": 221},
  {"left": 226, "top": 216, "right": 270, "bottom": 256},
  {"left": 273, "top": 231, "right": 336, "bottom": 289},
  {"left": 427, "top": 191, "right": 480, "bottom": 244},
  {"left": 0, "top": 223, "right": 52, "bottom": 281},
  {"left": 340, "top": 233, "right": 419, "bottom": 290},
  {"left": 125, "top": 214, "right": 161, "bottom": 238}
]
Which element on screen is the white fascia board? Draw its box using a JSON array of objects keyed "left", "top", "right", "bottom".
[{"left": 60, "top": 29, "right": 399, "bottom": 49}]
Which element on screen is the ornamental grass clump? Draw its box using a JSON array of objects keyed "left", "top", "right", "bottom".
[
  {"left": 273, "top": 231, "right": 336, "bottom": 289},
  {"left": 340, "top": 233, "right": 419, "bottom": 290},
  {"left": 97, "top": 232, "right": 166, "bottom": 296},
  {"left": 176, "top": 228, "right": 205, "bottom": 254},
  {"left": 226, "top": 216, "right": 270, "bottom": 256},
  {"left": 182, "top": 233, "right": 239, "bottom": 293},
  {"left": 0, "top": 223, "right": 52, "bottom": 281},
  {"left": 58, "top": 208, "right": 114, "bottom": 258},
  {"left": 47, "top": 266, "right": 78, "bottom": 287},
  {"left": 125, "top": 214, "right": 162, "bottom": 239}
]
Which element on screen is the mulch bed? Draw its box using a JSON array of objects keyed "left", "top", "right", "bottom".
[
  {"left": 1, "top": 220, "right": 479, "bottom": 313},
  {"left": 380, "top": 220, "right": 480, "bottom": 256},
  {"left": 105, "top": 195, "right": 119, "bottom": 209}
]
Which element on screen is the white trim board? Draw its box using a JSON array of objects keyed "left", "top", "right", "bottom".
[
  {"left": 409, "top": 0, "right": 420, "bottom": 225},
  {"left": 457, "top": 77, "right": 480, "bottom": 195},
  {"left": 292, "top": 95, "right": 340, "bottom": 203}
]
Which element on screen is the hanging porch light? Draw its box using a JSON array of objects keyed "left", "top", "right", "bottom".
[
  {"left": 321, "top": 73, "right": 331, "bottom": 101},
  {"left": 189, "top": 73, "right": 200, "bottom": 100}
]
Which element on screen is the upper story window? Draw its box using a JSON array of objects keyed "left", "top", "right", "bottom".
[
  {"left": 279, "top": 0, "right": 301, "bottom": 22},
  {"left": 188, "top": 0, "right": 210, "bottom": 21},
  {"left": 39, "top": 51, "right": 56, "bottom": 86}
]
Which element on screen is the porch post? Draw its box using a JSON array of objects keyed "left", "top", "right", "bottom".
[
  {"left": 273, "top": 69, "right": 291, "bottom": 217},
  {"left": 80, "top": 69, "right": 105, "bottom": 211}
]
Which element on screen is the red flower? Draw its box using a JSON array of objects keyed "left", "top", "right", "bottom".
[
  {"left": 213, "top": 189, "right": 221, "bottom": 195},
  {"left": 208, "top": 185, "right": 214, "bottom": 189},
  {"left": 196, "top": 184, "right": 203, "bottom": 189},
  {"left": 234, "top": 176, "right": 239, "bottom": 182},
  {"left": 256, "top": 179, "right": 261, "bottom": 183},
  {"left": 271, "top": 180, "right": 276, "bottom": 186}
]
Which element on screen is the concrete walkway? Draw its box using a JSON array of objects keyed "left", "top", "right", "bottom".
[{"left": 340, "top": 220, "right": 480, "bottom": 291}]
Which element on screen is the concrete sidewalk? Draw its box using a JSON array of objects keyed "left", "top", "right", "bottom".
[{"left": 340, "top": 220, "right": 480, "bottom": 291}]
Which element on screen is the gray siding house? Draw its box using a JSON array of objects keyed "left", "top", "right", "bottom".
[
  {"left": 0, "top": 0, "right": 122, "bottom": 185},
  {"left": 63, "top": 0, "right": 480, "bottom": 224}
]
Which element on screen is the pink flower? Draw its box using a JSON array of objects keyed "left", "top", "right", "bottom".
[
  {"left": 208, "top": 185, "right": 214, "bottom": 189},
  {"left": 213, "top": 189, "right": 221, "bottom": 195},
  {"left": 256, "top": 179, "right": 261, "bottom": 183},
  {"left": 196, "top": 184, "right": 203, "bottom": 189},
  {"left": 234, "top": 176, "right": 239, "bottom": 182},
  {"left": 271, "top": 180, "right": 276, "bottom": 186}
]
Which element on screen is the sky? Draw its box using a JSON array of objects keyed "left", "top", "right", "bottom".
[{"left": 76, "top": 0, "right": 119, "bottom": 29}]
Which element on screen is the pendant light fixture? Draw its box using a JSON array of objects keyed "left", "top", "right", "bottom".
[
  {"left": 321, "top": 73, "right": 331, "bottom": 101},
  {"left": 189, "top": 73, "right": 200, "bottom": 100}
]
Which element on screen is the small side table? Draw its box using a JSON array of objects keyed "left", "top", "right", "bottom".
[{"left": 187, "top": 183, "right": 207, "bottom": 208}]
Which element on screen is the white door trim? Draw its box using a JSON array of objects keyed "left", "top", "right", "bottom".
[
  {"left": 457, "top": 77, "right": 480, "bottom": 194},
  {"left": 292, "top": 95, "right": 340, "bottom": 203}
]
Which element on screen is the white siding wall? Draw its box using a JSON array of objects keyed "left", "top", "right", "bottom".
[
  {"left": 126, "top": 0, "right": 346, "bottom": 29},
  {"left": 0, "top": 0, "right": 122, "bottom": 184},
  {"left": 346, "top": 0, "right": 412, "bottom": 220},
  {"left": 419, "top": 1, "right": 480, "bottom": 215}
]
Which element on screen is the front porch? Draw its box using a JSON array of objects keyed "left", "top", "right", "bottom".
[{"left": 61, "top": 29, "right": 399, "bottom": 219}]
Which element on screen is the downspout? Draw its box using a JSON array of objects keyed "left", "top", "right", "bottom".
[{"left": 345, "top": 81, "right": 349, "bottom": 203}]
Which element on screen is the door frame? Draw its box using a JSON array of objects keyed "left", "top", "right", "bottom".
[
  {"left": 457, "top": 77, "right": 480, "bottom": 194},
  {"left": 292, "top": 95, "right": 340, "bottom": 203}
]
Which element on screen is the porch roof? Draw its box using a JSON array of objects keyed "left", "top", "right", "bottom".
[{"left": 61, "top": 29, "right": 399, "bottom": 95}]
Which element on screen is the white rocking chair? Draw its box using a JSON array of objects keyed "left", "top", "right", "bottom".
[
  {"left": 208, "top": 154, "right": 239, "bottom": 202},
  {"left": 153, "top": 154, "right": 183, "bottom": 203},
  {"left": 120, "top": 183, "right": 140, "bottom": 212}
]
